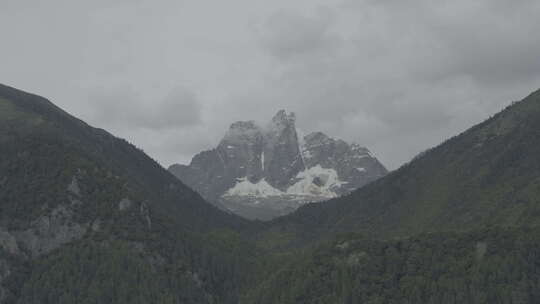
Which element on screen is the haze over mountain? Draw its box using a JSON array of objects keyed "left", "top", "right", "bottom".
[{"left": 169, "top": 110, "right": 387, "bottom": 220}]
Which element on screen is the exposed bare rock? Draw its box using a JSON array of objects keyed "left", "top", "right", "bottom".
[
  {"left": 91, "top": 219, "right": 102, "bottom": 232},
  {"left": 118, "top": 198, "right": 133, "bottom": 211},
  {"left": 13, "top": 205, "right": 88, "bottom": 258},
  {"left": 476, "top": 242, "right": 488, "bottom": 260},
  {"left": 140, "top": 202, "right": 151, "bottom": 230},
  {"left": 67, "top": 175, "right": 81, "bottom": 196},
  {"left": 263, "top": 110, "right": 305, "bottom": 190},
  {"left": 0, "top": 229, "right": 20, "bottom": 255}
]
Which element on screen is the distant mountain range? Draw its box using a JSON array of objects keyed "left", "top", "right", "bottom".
[{"left": 169, "top": 110, "right": 387, "bottom": 220}]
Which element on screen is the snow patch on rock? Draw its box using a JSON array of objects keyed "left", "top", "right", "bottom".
[
  {"left": 224, "top": 177, "right": 284, "bottom": 198},
  {"left": 287, "top": 165, "right": 347, "bottom": 198},
  {"left": 296, "top": 128, "right": 307, "bottom": 167},
  {"left": 302, "top": 149, "right": 313, "bottom": 159}
]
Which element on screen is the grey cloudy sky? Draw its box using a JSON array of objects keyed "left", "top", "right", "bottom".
[{"left": 1, "top": 0, "right": 539, "bottom": 170}]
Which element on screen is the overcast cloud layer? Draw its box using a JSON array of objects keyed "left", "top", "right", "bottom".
[{"left": 1, "top": 0, "right": 539, "bottom": 169}]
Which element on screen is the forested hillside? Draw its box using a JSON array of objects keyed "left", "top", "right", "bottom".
[
  {"left": 244, "top": 227, "right": 540, "bottom": 304},
  {"left": 0, "top": 84, "right": 259, "bottom": 303}
]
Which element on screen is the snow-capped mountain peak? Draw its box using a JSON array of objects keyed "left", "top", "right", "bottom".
[{"left": 169, "top": 110, "right": 388, "bottom": 220}]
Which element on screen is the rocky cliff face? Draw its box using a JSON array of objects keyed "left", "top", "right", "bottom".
[
  {"left": 169, "top": 110, "right": 388, "bottom": 220},
  {"left": 263, "top": 110, "right": 306, "bottom": 190}
]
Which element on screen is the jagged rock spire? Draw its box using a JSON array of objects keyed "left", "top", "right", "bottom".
[{"left": 169, "top": 109, "right": 388, "bottom": 220}]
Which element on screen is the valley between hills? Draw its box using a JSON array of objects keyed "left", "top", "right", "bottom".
[{"left": 1, "top": 83, "right": 540, "bottom": 303}]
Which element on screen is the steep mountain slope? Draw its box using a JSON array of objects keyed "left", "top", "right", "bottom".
[
  {"left": 0, "top": 84, "right": 246, "bottom": 232},
  {"left": 0, "top": 84, "right": 257, "bottom": 303},
  {"left": 169, "top": 110, "right": 387, "bottom": 220},
  {"left": 264, "top": 89, "right": 540, "bottom": 245}
]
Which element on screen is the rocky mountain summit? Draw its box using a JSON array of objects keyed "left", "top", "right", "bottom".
[{"left": 169, "top": 110, "right": 388, "bottom": 220}]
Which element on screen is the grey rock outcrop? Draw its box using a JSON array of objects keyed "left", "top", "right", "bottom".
[
  {"left": 67, "top": 176, "right": 81, "bottom": 196},
  {"left": 0, "top": 229, "right": 20, "bottom": 256},
  {"left": 263, "top": 110, "right": 305, "bottom": 190},
  {"left": 118, "top": 198, "right": 133, "bottom": 211},
  {"left": 0, "top": 202, "right": 89, "bottom": 303},
  {"left": 13, "top": 205, "right": 88, "bottom": 258}
]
